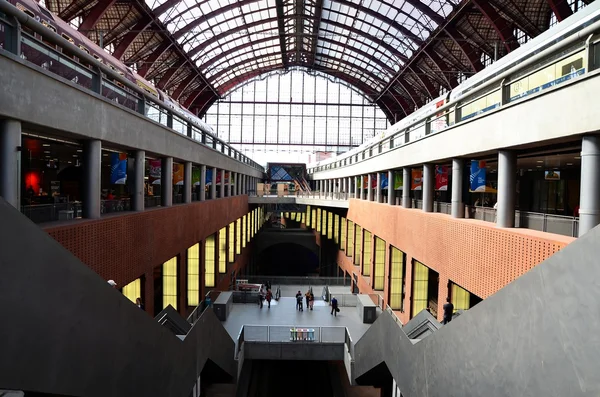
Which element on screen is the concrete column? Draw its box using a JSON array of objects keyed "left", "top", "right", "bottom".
[
  {"left": 241, "top": 174, "right": 246, "bottom": 195},
  {"left": 423, "top": 164, "right": 434, "bottom": 212},
  {"left": 161, "top": 157, "right": 173, "bottom": 207},
  {"left": 579, "top": 135, "right": 600, "bottom": 236},
  {"left": 226, "top": 171, "right": 231, "bottom": 197},
  {"left": 0, "top": 119, "right": 21, "bottom": 208},
  {"left": 342, "top": 178, "right": 346, "bottom": 194},
  {"left": 184, "top": 162, "right": 192, "bottom": 204},
  {"left": 210, "top": 167, "right": 217, "bottom": 200},
  {"left": 402, "top": 167, "right": 411, "bottom": 208},
  {"left": 83, "top": 139, "right": 101, "bottom": 218},
  {"left": 355, "top": 176, "right": 359, "bottom": 199},
  {"left": 367, "top": 174, "right": 373, "bottom": 201},
  {"left": 376, "top": 173, "right": 382, "bottom": 202},
  {"left": 388, "top": 170, "right": 394, "bottom": 205},
  {"left": 200, "top": 165, "right": 206, "bottom": 201},
  {"left": 451, "top": 159, "right": 464, "bottom": 218},
  {"left": 360, "top": 176, "right": 365, "bottom": 200},
  {"left": 132, "top": 150, "right": 145, "bottom": 211},
  {"left": 232, "top": 172, "right": 237, "bottom": 196},
  {"left": 497, "top": 150, "right": 516, "bottom": 228},
  {"left": 220, "top": 169, "right": 225, "bottom": 198}
]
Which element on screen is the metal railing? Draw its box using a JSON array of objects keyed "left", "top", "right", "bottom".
[
  {"left": 187, "top": 290, "right": 220, "bottom": 325},
  {"left": 245, "top": 276, "right": 350, "bottom": 286},
  {"left": 0, "top": 3, "right": 263, "bottom": 172}
]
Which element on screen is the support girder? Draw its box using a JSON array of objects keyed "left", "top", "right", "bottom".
[
  {"left": 78, "top": 0, "right": 117, "bottom": 35},
  {"left": 472, "top": 0, "right": 519, "bottom": 53}
]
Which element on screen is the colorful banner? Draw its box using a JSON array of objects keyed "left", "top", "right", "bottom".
[
  {"left": 192, "top": 167, "right": 201, "bottom": 186},
  {"left": 206, "top": 169, "right": 213, "bottom": 185},
  {"left": 411, "top": 169, "right": 423, "bottom": 190},
  {"left": 149, "top": 159, "right": 161, "bottom": 185},
  {"left": 110, "top": 153, "right": 127, "bottom": 185},
  {"left": 173, "top": 163, "right": 184, "bottom": 185},
  {"left": 381, "top": 173, "right": 388, "bottom": 189},
  {"left": 469, "top": 160, "right": 486, "bottom": 192},
  {"left": 435, "top": 165, "right": 449, "bottom": 191},
  {"left": 394, "top": 173, "right": 403, "bottom": 190}
]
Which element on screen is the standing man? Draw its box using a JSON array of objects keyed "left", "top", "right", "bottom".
[
  {"left": 443, "top": 297, "right": 454, "bottom": 324},
  {"left": 330, "top": 296, "right": 339, "bottom": 316}
]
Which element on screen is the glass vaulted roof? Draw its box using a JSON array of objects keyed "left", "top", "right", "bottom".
[{"left": 145, "top": 0, "right": 460, "bottom": 96}]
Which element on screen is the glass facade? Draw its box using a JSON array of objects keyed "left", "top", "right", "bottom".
[
  {"left": 451, "top": 283, "right": 471, "bottom": 312},
  {"left": 334, "top": 214, "right": 340, "bottom": 244},
  {"left": 236, "top": 218, "right": 241, "bottom": 255},
  {"left": 163, "top": 256, "right": 178, "bottom": 310},
  {"left": 347, "top": 220, "right": 354, "bottom": 255}
]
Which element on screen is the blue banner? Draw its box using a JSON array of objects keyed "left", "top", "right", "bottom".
[
  {"left": 110, "top": 153, "right": 127, "bottom": 185},
  {"left": 469, "top": 160, "right": 486, "bottom": 192},
  {"left": 381, "top": 173, "right": 388, "bottom": 189},
  {"left": 206, "top": 168, "right": 213, "bottom": 185}
]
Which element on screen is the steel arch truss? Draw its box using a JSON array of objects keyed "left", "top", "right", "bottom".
[{"left": 42, "top": 0, "right": 592, "bottom": 122}]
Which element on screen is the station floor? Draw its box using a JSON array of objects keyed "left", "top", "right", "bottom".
[{"left": 221, "top": 285, "right": 376, "bottom": 344}]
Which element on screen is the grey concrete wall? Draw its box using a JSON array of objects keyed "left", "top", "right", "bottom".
[
  {"left": 354, "top": 224, "right": 600, "bottom": 397},
  {"left": 243, "top": 342, "right": 345, "bottom": 361},
  {"left": 311, "top": 71, "right": 600, "bottom": 179},
  {"left": 0, "top": 199, "right": 236, "bottom": 397},
  {"left": 0, "top": 53, "right": 262, "bottom": 178}
]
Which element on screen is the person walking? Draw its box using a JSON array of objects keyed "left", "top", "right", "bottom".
[
  {"left": 258, "top": 285, "right": 265, "bottom": 308},
  {"left": 309, "top": 292, "right": 314, "bottom": 311},
  {"left": 305, "top": 290, "right": 311, "bottom": 311},
  {"left": 136, "top": 297, "right": 145, "bottom": 311},
  {"left": 295, "top": 290, "right": 302, "bottom": 311},
  {"left": 443, "top": 297, "right": 454, "bottom": 324},
  {"left": 331, "top": 296, "right": 338, "bottom": 316},
  {"left": 266, "top": 289, "right": 272, "bottom": 309}
]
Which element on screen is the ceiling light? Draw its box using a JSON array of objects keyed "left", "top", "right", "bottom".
[
  {"left": 77, "top": 149, "right": 83, "bottom": 153},
  {"left": 103, "top": 153, "right": 108, "bottom": 156},
  {"left": 574, "top": 156, "right": 581, "bottom": 159},
  {"left": 42, "top": 143, "right": 50, "bottom": 147},
  {"left": 73, "top": 154, "right": 78, "bottom": 158},
  {"left": 45, "top": 155, "right": 50, "bottom": 158},
  {"left": 536, "top": 160, "right": 544, "bottom": 163},
  {"left": 528, "top": 169, "right": 533, "bottom": 171},
  {"left": 68, "top": 161, "right": 72, "bottom": 164},
  {"left": 536, "top": 165, "right": 542, "bottom": 168},
  {"left": 566, "top": 163, "right": 573, "bottom": 166},
  {"left": 44, "top": 150, "right": 50, "bottom": 153}
]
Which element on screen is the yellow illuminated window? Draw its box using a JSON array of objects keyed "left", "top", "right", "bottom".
[
  {"left": 347, "top": 220, "right": 354, "bottom": 255},
  {"left": 354, "top": 225, "right": 362, "bottom": 266},
  {"left": 311, "top": 209, "right": 316, "bottom": 229},
  {"left": 163, "top": 256, "right": 178, "bottom": 310},
  {"left": 205, "top": 235, "right": 216, "bottom": 287},
  {"left": 122, "top": 278, "right": 141, "bottom": 304},
  {"left": 236, "top": 219, "right": 241, "bottom": 254},
  {"left": 251, "top": 211, "right": 255, "bottom": 238},
  {"left": 247, "top": 213, "right": 251, "bottom": 243},
  {"left": 302, "top": 212, "right": 306, "bottom": 224},
  {"left": 219, "top": 227, "right": 227, "bottom": 273},
  {"left": 317, "top": 209, "right": 321, "bottom": 232},
  {"left": 340, "top": 218, "right": 346, "bottom": 251},
  {"left": 451, "top": 283, "right": 471, "bottom": 312},
  {"left": 389, "top": 246, "right": 405, "bottom": 311},
  {"left": 306, "top": 205, "right": 311, "bottom": 226},
  {"left": 228, "top": 222, "right": 235, "bottom": 262},
  {"left": 242, "top": 215, "right": 247, "bottom": 248},
  {"left": 321, "top": 210, "right": 327, "bottom": 236},
  {"left": 412, "top": 260, "right": 429, "bottom": 317},
  {"left": 187, "top": 244, "right": 200, "bottom": 306},
  {"left": 374, "top": 237, "right": 385, "bottom": 290},
  {"left": 334, "top": 215, "right": 340, "bottom": 244},
  {"left": 327, "top": 212, "right": 333, "bottom": 239},
  {"left": 362, "top": 230, "right": 372, "bottom": 276}
]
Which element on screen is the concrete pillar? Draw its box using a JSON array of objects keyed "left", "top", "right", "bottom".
[
  {"left": 210, "top": 167, "right": 217, "bottom": 200},
  {"left": 220, "top": 169, "right": 225, "bottom": 198},
  {"left": 226, "top": 171, "right": 231, "bottom": 197},
  {"left": 161, "top": 157, "right": 173, "bottom": 207},
  {"left": 200, "top": 165, "right": 206, "bottom": 201},
  {"left": 423, "top": 164, "right": 434, "bottom": 213},
  {"left": 579, "top": 135, "right": 600, "bottom": 236},
  {"left": 0, "top": 119, "right": 21, "bottom": 208},
  {"left": 232, "top": 172, "right": 237, "bottom": 196},
  {"left": 83, "top": 139, "right": 101, "bottom": 218},
  {"left": 376, "top": 173, "right": 382, "bottom": 202},
  {"left": 355, "top": 176, "right": 359, "bottom": 199},
  {"left": 402, "top": 167, "right": 411, "bottom": 208},
  {"left": 360, "top": 176, "right": 365, "bottom": 200},
  {"left": 184, "top": 162, "right": 192, "bottom": 204},
  {"left": 451, "top": 159, "right": 464, "bottom": 218},
  {"left": 388, "top": 170, "right": 394, "bottom": 205},
  {"left": 241, "top": 174, "right": 246, "bottom": 195},
  {"left": 132, "top": 150, "right": 145, "bottom": 211},
  {"left": 497, "top": 150, "right": 516, "bottom": 228},
  {"left": 367, "top": 174, "right": 373, "bottom": 201}
]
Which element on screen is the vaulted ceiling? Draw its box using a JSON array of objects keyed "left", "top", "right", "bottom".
[{"left": 45, "top": 0, "right": 590, "bottom": 122}]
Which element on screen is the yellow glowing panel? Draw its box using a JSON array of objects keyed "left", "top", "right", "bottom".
[
  {"left": 228, "top": 222, "right": 235, "bottom": 262},
  {"left": 374, "top": 237, "right": 385, "bottom": 290},
  {"left": 219, "top": 227, "right": 227, "bottom": 273},
  {"left": 242, "top": 215, "right": 247, "bottom": 248},
  {"left": 452, "top": 283, "right": 470, "bottom": 311},
  {"left": 205, "top": 235, "right": 215, "bottom": 287},
  {"left": 334, "top": 215, "right": 340, "bottom": 244},
  {"left": 411, "top": 260, "right": 429, "bottom": 317},
  {"left": 163, "top": 256, "right": 178, "bottom": 310},
  {"left": 354, "top": 225, "right": 362, "bottom": 266},
  {"left": 236, "top": 219, "right": 241, "bottom": 255},
  {"left": 340, "top": 218, "right": 346, "bottom": 251},
  {"left": 389, "top": 246, "right": 404, "bottom": 311},
  {"left": 187, "top": 243, "right": 200, "bottom": 306},
  {"left": 347, "top": 221, "right": 354, "bottom": 256},
  {"left": 362, "top": 230, "right": 371, "bottom": 276},
  {"left": 122, "top": 278, "right": 141, "bottom": 304}
]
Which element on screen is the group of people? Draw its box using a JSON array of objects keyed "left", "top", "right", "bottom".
[
  {"left": 258, "top": 282, "right": 273, "bottom": 308},
  {"left": 295, "top": 290, "right": 315, "bottom": 311}
]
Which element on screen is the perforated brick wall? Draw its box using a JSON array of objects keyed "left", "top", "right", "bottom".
[{"left": 342, "top": 199, "right": 575, "bottom": 324}]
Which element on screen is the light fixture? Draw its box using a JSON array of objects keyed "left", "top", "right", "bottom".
[
  {"left": 528, "top": 169, "right": 533, "bottom": 171},
  {"left": 73, "top": 154, "right": 78, "bottom": 158},
  {"left": 574, "top": 156, "right": 581, "bottom": 159},
  {"left": 536, "top": 160, "right": 544, "bottom": 163},
  {"left": 103, "top": 153, "right": 108, "bottom": 156},
  {"left": 566, "top": 163, "right": 573, "bottom": 166},
  {"left": 44, "top": 150, "right": 50, "bottom": 154},
  {"left": 77, "top": 149, "right": 83, "bottom": 153},
  {"left": 536, "top": 165, "right": 542, "bottom": 168},
  {"left": 68, "top": 161, "right": 72, "bottom": 164},
  {"left": 42, "top": 143, "right": 50, "bottom": 147}
]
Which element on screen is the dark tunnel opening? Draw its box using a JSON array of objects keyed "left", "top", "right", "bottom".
[{"left": 255, "top": 243, "right": 319, "bottom": 276}]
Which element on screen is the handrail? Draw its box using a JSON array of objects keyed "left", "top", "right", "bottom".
[
  {"left": 0, "top": 0, "right": 264, "bottom": 172},
  {"left": 308, "top": 15, "right": 600, "bottom": 171}
]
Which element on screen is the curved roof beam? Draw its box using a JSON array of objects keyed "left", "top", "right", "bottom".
[
  {"left": 443, "top": 26, "right": 484, "bottom": 73},
  {"left": 156, "top": 58, "right": 186, "bottom": 90},
  {"left": 407, "top": 66, "right": 438, "bottom": 98},
  {"left": 137, "top": 41, "right": 173, "bottom": 78},
  {"left": 547, "top": 0, "right": 573, "bottom": 22},
  {"left": 112, "top": 18, "right": 153, "bottom": 59},
  {"left": 396, "top": 80, "right": 421, "bottom": 109},
  {"left": 172, "top": 73, "right": 198, "bottom": 100},
  {"left": 472, "top": 0, "right": 519, "bottom": 52},
  {"left": 403, "top": 0, "right": 445, "bottom": 25},
  {"left": 78, "top": 0, "right": 117, "bottom": 35}
]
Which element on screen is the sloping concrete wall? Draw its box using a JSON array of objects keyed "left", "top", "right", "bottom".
[
  {"left": 354, "top": 224, "right": 600, "bottom": 397},
  {"left": 0, "top": 199, "right": 235, "bottom": 397}
]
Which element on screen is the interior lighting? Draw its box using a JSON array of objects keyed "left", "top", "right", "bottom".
[
  {"left": 44, "top": 150, "right": 50, "bottom": 153},
  {"left": 77, "top": 149, "right": 83, "bottom": 153},
  {"left": 574, "top": 156, "right": 581, "bottom": 159},
  {"left": 42, "top": 143, "right": 50, "bottom": 147},
  {"left": 536, "top": 160, "right": 544, "bottom": 163},
  {"left": 566, "top": 163, "right": 573, "bottom": 166},
  {"left": 72, "top": 154, "right": 78, "bottom": 158},
  {"left": 536, "top": 165, "right": 542, "bottom": 168}
]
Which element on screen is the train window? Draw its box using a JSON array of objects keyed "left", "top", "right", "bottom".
[
  {"left": 16, "top": 3, "right": 35, "bottom": 18},
  {"left": 79, "top": 45, "right": 90, "bottom": 55},
  {"left": 93, "top": 54, "right": 104, "bottom": 64},
  {"left": 61, "top": 34, "right": 74, "bottom": 45}
]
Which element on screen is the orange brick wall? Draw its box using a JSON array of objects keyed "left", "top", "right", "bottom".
[{"left": 341, "top": 199, "right": 575, "bottom": 324}]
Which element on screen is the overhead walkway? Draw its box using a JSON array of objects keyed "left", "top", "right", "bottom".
[
  {"left": 0, "top": 198, "right": 236, "bottom": 397},
  {"left": 352, "top": 224, "right": 600, "bottom": 397},
  {"left": 248, "top": 192, "right": 349, "bottom": 209}
]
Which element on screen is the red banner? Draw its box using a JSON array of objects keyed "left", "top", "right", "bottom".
[{"left": 435, "top": 165, "right": 449, "bottom": 191}]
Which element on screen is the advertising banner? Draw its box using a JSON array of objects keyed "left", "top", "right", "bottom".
[
  {"left": 394, "top": 173, "right": 403, "bottom": 190},
  {"left": 545, "top": 170, "right": 561, "bottom": 180},
  {"left": 110, "top": 153, "right": 127, "bottom": 185},
  {"left": 206, "top": 168, "right": 213, "bottom": 185},
  {"left": 381, "top": 173, "right": 388, "bottom": 189},
  {"left": 149, "top": 159, "right": 161, "bottom": 185},
  {"left": 411, "top": 169, "right": 423, "bottom": 190},
  {"left": 192, "top": 167, "right": 201, "bottom": 186},
  {"left": 469, "top": 160, "right": 486, "bottom": 192},
  {"left": 435, "top": 165, "right": 449, "bottom": 191},
  {"left": 173, "top": 163, "right": 184, "bottom": 185},
  {"left": 363, "top": 175, "right": 368, "bottom": 189}
]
